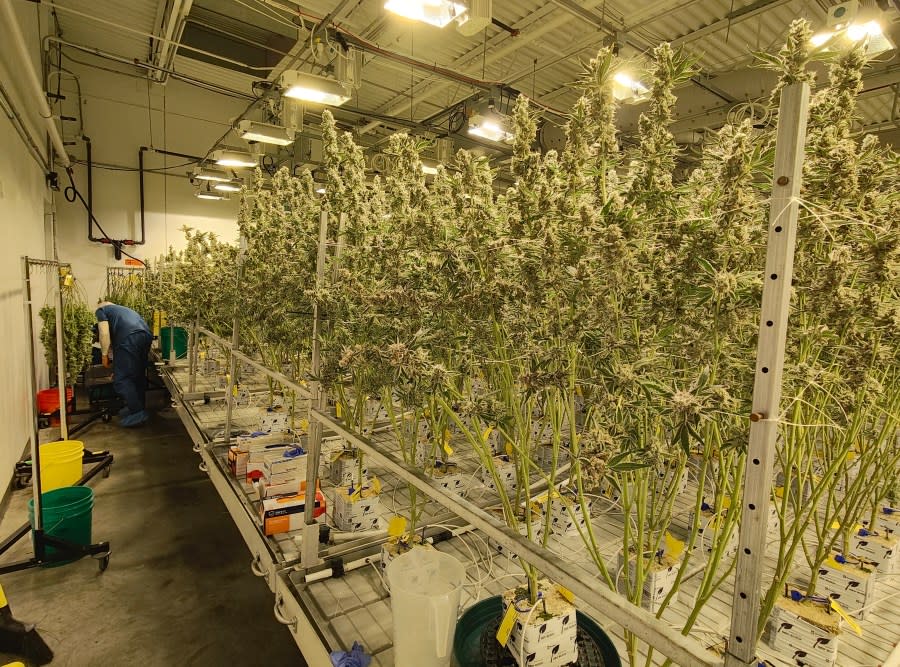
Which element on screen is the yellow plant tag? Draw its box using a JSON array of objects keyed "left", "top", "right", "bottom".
[
  {"left": 443, "top": 430, "right": 453, "bottom": 456},
  {"left": 482, "top": 426, "right": 494, "bottom": 442},
  {"left": 558, "top": 585, "right": 575, "bottom": 603},
  {"left": 505, "top": 442, "right": 513, "bottom": 456},
  {"left": 774, "top": 486, "right": 785, "bottom": 499},
  {"left": 298, "top": 418, "right": 310, "bottom": 432},
  {"left": 830, "top": 599, "right": 862, "bottom": 636},
  {"left": 63, "top": 274, "right": 74, "bottom": 287},
  {"left": 387, "top": 516, "right": 407, "bottom": 538},
  {"left": 336, "top": 403, "right": 343, "bottom": 418},
  {"left": 831, "top": 520, "right": 841, "bottom": 531},
  {"left": 370, "top": 477, "right": 382, "bottom": 494},
  {"left": 664, "top": 532, "right": 685, "bottom": 560},
  {"left": 232, "top": 384, "right": 239, "bottom": 398},
  {"left": 496, "top": 603, "right": 518, "bottom": 647}
]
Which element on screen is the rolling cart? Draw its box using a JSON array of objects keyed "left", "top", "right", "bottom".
[{"left": 0, "top": 258, "right": 113, "bottom": 573}]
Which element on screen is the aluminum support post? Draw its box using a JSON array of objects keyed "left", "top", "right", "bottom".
[{"left": 725, "top": 81, "right": 810, "bottom": 667}]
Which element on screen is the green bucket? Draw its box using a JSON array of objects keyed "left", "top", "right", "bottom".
[
  {"left": 453, "top": 596, "right": 621, "bottom": 667},
  {"left": 28, "top": 486, "right": 94, "bottom": 567},
  {"left": 160, "top": 326, "right": 188, "bottom": 360}
]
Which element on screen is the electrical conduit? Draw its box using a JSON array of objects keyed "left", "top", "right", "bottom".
[{"left": 0, "top": 0, "right": 71, "bottom": 168}]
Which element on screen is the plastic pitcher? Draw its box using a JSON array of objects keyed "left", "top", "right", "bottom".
[{"left": 386, "top": 547, "right": 465, "bottom": 667}]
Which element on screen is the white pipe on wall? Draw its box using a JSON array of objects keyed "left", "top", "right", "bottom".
[{"left": 0, "top": 0, "right": 70, "bottom": 168}]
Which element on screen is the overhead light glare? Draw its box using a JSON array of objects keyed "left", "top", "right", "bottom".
[
  {"left": 280, "top": 71, "right": 352, "bottom": 106},
  {"left": 238, "top": 120, "right": 294, "bottom": 146},
  {"left": 212, "top": 149, "right": 257, "bottom": 168},
  {"left": 315, "top": 187, "right": 326, "bottom": 194},
  {"left": 468, "top": 112, "right": 514, "bottom": 143},
  {"left": 421, "top": 159, "right": 440, "bottom": 175},
  {"left": 612, "top": 72, "right": 650, "bottom": 102},
  {"left": 214, "top": 180, "right": 243, "bottom": 192},
  {"left": 812, "top": 20, "right": 893, "bottom": 55},
  {"left": 192, "top": 166, "right": 232, "bottom": 182},
  {"left": 385, "top": 0, "right": 465, "bottom": 27}
]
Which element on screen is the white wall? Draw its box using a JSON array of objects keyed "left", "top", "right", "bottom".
[
  {"left": 0, "top": 2, "right": 54, "bottom": 490},
  {"left": 54, "top": 61, "right": 246, "bottom": 305}
]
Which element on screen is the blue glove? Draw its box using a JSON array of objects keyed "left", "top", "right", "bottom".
[{"left": 330, "top": 641, "right": 372, "bottom": 667}]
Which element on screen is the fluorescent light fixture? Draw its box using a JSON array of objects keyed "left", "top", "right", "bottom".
[
  {"left": 280, "top": 71, "right": 352, "bottom": 106},
  {"left": 237, "top": 120, "right": 294, "bottom": 146},
  {"left": 385, "top": 0, "right": 465, "bottom": 27},
  {"left": 468, "top": 112, "right": 513, "bottom": 143},
  {"left": 612, "top": 72, "right": 650, "bottom": 102},
  {"left": 811, "top": 20, "right": 893, "bottom": 55},
  {"left": 213, "top": 180, "right": 243, "bottom": 192},
  {"left": 195, "top": 183, "right": 229, "bottom": 200},
  {"left": 212, "top": 149, "right": 257, "bottom": 168},
  {"left": 192, "top": 166, "right": 232, "bottom": 182}
]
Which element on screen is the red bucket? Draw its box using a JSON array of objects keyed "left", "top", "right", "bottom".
[{"left": 36, "top": 387, "right": 74, "bottom": 415}]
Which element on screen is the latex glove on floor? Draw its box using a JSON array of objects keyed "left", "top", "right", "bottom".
[{"left": 330, "top": 642, "right": 371, "bottom": 667}]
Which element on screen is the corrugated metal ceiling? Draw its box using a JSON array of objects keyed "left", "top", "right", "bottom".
[{"left": 51, "top": 0, "right": 900, "bottom": 137}]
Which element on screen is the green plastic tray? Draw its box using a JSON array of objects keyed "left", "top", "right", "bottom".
[{"left": 453, "top": 596, "right": 621, "bottom": 667}]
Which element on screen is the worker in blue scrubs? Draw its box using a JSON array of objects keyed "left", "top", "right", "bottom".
[{"left": 96, "top": 302, "right": 153, "bottom": 427}]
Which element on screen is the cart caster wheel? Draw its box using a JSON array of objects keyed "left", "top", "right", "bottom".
[
  {"left": 97, "top": 553, "right": 110, "bottom": 572},
  {"left": 38, "top": 417, "right": 50, "bottom": 429},
  {"left": 103, "top": 465, "right": 112, "bottom": 478},
  {"left": 102, "top": 413, "right": 112, "bottom": 423}
]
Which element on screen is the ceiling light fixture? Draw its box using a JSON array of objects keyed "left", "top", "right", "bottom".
[
  {"left": 192, "top": 166, "right": 232, "bottom": 182},
  {"left": 385, "top": 0, "right": 466, "bottom": 27},
  {"left": 812, "top": 19, "right": 893, "bottom": 55},
  {"left": 195, "top": 182, "right": 229, "bottom": 200},
  {"left": 212, "top": 149, "right": 257, "bottom": 168},
  {"left": 237, "top": 120, "right": 295, "bottom": 146},
  {"left": 468, "top": 111, "right": 514, "bottom": 143},
  {"left": 280, "top": 71, "right": 352, "bottom": 106},
  {"left": 612, "top": 72, "right": 650, "bottom": 102},
  {"left": 213, "top": 180, "right": 243, "bottom": 193}
]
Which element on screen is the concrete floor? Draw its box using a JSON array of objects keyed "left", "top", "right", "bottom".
[{"left": 0, "top": 400, "right": 304, "bottom": 666}]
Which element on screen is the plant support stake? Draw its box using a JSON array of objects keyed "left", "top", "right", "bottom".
[{"left": 725, "top": 81, "right": 810, "bottom": 667}]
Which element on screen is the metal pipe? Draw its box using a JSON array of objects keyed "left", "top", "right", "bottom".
[
  {"left": 22, "top": 259, "right": 44, "bottom": 544},
  {"left": 0, "top": 0, "right": 70, "bottom": 167},
  {"left": 86, "top": 137, "right": 99, "bottom": 241},
  {"left": 153, "top": 0, "right": 185, "bottom": 83}
]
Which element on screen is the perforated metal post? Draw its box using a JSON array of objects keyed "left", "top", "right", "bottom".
[
  {"left": 54, "top": 269, "right": 68, "bottom": 440},
  {"left": 187, "top": 318, "right": 199, "bottom": 393},
  {"left": 301, "top": 209, "right": 330, "bottom": 567},
  {"left": 725, "top": 81, "right": 810, "bottom": 667}
]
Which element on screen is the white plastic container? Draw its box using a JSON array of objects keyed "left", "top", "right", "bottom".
[{"left": 386, "top": 548, "right": 465, "bottom": 667}]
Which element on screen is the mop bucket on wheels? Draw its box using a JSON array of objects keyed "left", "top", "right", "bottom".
[
  {"left": 386, "top": 548, "right": 465, "bottom": 667},
  {"left": 27, "top": 486, "right": 94, "bottom": 567},
  {"left": 39, "top": 440, "right": 84, "bottom": 492}
]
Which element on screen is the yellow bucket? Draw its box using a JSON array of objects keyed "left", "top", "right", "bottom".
[{"left": 39, "top": 440, "right": 84, "bottom": 491}]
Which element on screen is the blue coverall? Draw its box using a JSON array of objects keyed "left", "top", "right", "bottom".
[{"left": 95, "top": 303, "right": 152, "bottom": 427}]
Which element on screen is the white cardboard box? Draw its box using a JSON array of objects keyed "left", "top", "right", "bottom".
[
  {"left": 617, "top": 550, "right": 681, "bottom": 612},
  {"left": 816, "top": 553, "right": 877, "bottom": 619},
  {"left": 482, "top": 455, "right": 516, "bottom": 494},
  {"left": 502, "top": 581, "right": 578, "bottom": 667},
  {"left": 849, "top": 530, "right": 899, "bottom": 574},
  {"left": 333, "top": 486, "right": 381, "bottom": 531},
  {"left": 329, "top": 452, "right": 367, "bottom": 488},
  {"left": 766, "top": 595, "right": 840, "bottom": 667}
]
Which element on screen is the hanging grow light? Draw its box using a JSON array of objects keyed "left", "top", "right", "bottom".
[
  {"left": 811, "top": 20, "right": 894, "bottom": 55},
  {"left": 213, "top": 180, "right": 243, "bottom": 193},
  {"left": 212, "top": 149, "right": 257, "bottom": 168},
  {"left": 280, "top": 71, "right": 352, "bottom": 106},
  {"left": 237, "top": 120, "right": 295, "bottom": 146},
  {"left": 192, "top": 166, "right": 232, "bottom": 182},
  {"left": 385, "top": 0, "right": 466, "bottom": 28},
  {"left": 612, "top": 72, "right": 650, "bottom": 103},
  {"left": 468, "top": 111, "right": 513, "bottom": 143},
  {"left": 195, "top": 182, "right": 229, "bottom": 200}
]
